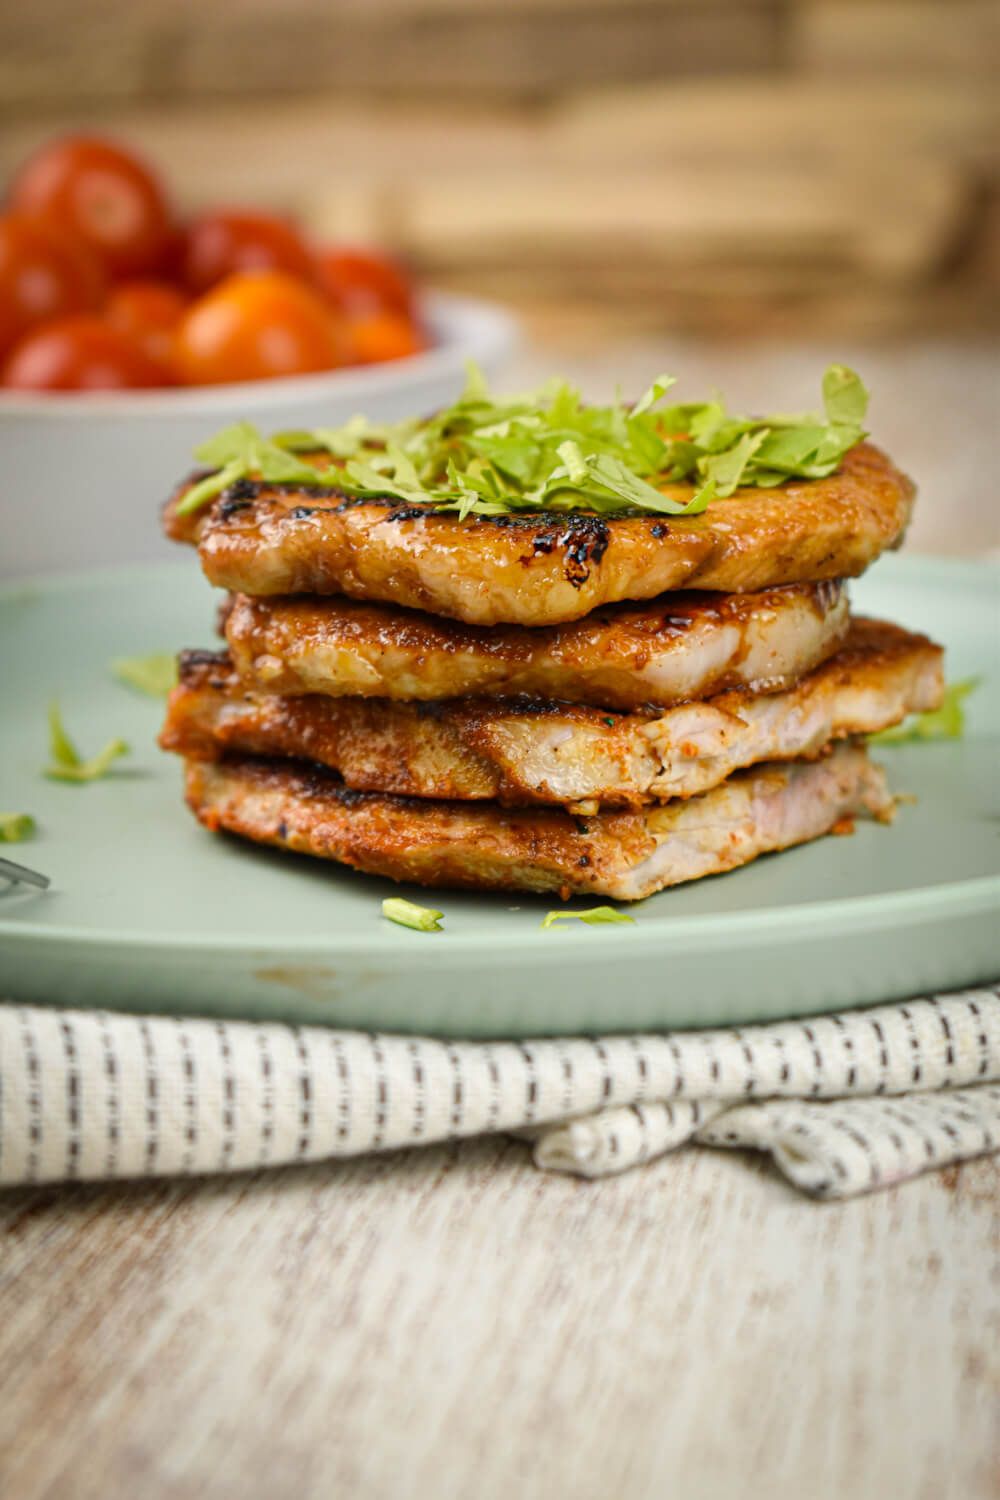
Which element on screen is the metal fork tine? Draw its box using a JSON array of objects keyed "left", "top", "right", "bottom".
[{"left": 0, "top": 856, "right": 51, "bottom": 891}]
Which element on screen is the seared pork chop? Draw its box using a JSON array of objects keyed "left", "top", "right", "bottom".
[
  {"left": 161, "top": 620, "right": 942, "bottom": 810},
  {"left": 182, "top": 741, "right": 893, "bottom": 901},
  {"left": 164, "top": 443, "right": 914, "bottom": 626},
  {"left": 224, "top": 580, "right": 849, "bottom": 711}
]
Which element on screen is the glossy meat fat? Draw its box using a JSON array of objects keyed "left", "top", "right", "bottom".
[
  {"left": 162, "top": 620, "right": 941, "bottom": 810},
  {"left": 223, "top": 580, "right": 849, "bottom": 712},
  {"left": 182, "top": 741, "right": 893, "bottom": 901},
  {"left": 164, "top": 443, "right": 914, "bottom": 626}
]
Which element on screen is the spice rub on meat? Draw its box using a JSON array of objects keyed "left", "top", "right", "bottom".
[
  {"left": 163, "top": 621, "right": 941, "bottom": 811},
  {"left": 222, "top": 580, "right": 850, "bottom": 712},
  {"left": 182, "top": 741, "right": 893, "bottom": 901},
  {"left": 163, "top": 442, "right": 914, "bottom": 627}
]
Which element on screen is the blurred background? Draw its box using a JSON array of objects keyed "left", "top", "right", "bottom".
[{"left": 1, "top": 0, "right": 998, "bottom": 558}]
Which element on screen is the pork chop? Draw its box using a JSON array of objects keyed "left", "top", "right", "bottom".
[
  {"left": 224, "top": 580, "right": 849, "bottom": 711},
  {"left": 162, "top": 620, "right": 941, "bottom": 809},
  {"left": 182, "top": 741, "right": 893, "bottom": 901},
  {"left": 164, "top": 442, "right": 914, "bottom": 626}
]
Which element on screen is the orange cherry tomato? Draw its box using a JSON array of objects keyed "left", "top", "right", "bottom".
[
  {"left": 347, "top": 310, "right": 426, "bottom": 365},
  {"left": 106, "top": 279, "right": 188, "bottom": 370},
  {"left": 173, "top": 270, "right": 345, "bottom": 385},
  {"left": 1, "top": 315, "right": 173, "bottom": 390},
  {"left": 8, "top": 135, "right": 173, "bottom": 279},
  {"left": 0, "top": 213, "right": 105, "bottom": 358},
  {"left": 182, "top": 209, "right": 313, "bottom": 295},
  {"left": 314, "top": 246, "right": 415, "bottom": 317}
]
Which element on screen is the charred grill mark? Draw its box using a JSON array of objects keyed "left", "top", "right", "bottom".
[
  {"left": 530, "top": 514, "right": 610, "bottom": 588},
  {"left": 178, "top": 648, "right": 232, "bottom": 690},
  {"left": 331, "top": 785, "right": 367, "bottom": 807},
  {"left": 198, "top": 477, "right": 624, "bottom": 542},
  {"left": 225, "top": 477, "right": 263, "bottom": 502},
  {"left": 489, "top": 693, "right": 590, "bottom": 716},
  {"left": 208, "top": 480, "right": 452, "bottom": 519},
  {"left": 218, "top": 496, "right": 253, "bottom": 520},
  {"left": 386, "top": 506, "right": 433, "bottom": 523},
  {"left": 287, "top": 505, "right": 338, "bottom": 520},
  {"left": 216, "top": 478, "right": 354, "bottom": 503},
  {"left": 179, "top": 648, "right": 228, "bottom": 669}
]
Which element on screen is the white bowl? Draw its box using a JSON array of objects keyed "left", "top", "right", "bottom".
[{"left": 0, "top": 292, "right": 517, "bottom": 578}]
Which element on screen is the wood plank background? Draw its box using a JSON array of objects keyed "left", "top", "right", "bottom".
[
  {"left": 1, "top": 1142, "right": 997, "bottom": 1500},
  {"left": 1, "top": 0, "right": 997, "bottom": 339}
]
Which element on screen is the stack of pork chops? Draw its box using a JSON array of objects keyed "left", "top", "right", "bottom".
[{"left": 159, "top": 379, "right": 942, "bottom": 903}]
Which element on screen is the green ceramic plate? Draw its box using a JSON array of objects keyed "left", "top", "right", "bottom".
[{"left": 0, "top": 556, "right": 997, "bottom": 1035}]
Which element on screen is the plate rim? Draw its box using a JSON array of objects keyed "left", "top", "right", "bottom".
[
  {"left": 1, "top": 874, "right": 997, "bottom": 958},
  {"left": 1, "top": 552, "right": 997, "bottom": 961}
]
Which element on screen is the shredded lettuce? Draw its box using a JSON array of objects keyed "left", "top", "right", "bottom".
[
  {"left": 0, "top": 813, "right": 35, "bottom": 842},
  {"left": 112, "top": 654, "right": 178, "bottom": 698},
  {"left": 541, "top": 906, "right": 636, "bottom": 930},
  {"left": 178, "top": 364, "right": 869, "bottom": 521},
  {"left": 45, "top": 703, "right": 130, "bottom": 783},
  {"left": 870, "top": 678, "right": 980, "bottom": 745},
  {"left": 382, "top": 897, "right": 444, "bottom": 932}
]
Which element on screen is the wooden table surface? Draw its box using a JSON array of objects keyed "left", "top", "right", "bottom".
[
  {"left": 1, "top": 338, "right": 997, "bottom": 1500},
  {"left": 1, "top": 1146, "right": 997, "bottom": 1500}
]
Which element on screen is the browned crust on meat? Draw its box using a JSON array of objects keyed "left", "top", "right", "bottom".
[
  {"left": 162, "top": 442, "right": 915, "bottom": 625},
  {"left": 223, "top": 579, "right": 848, "bottom": 710},
  {"left": 185, "top": 753, "right": 653, "bottom": 897},
  {"left": 181, "top": 742, "right": 892, "bottom": 899},
  {"left": 161, "top": 620, "right": 942, "bottom": 809}
]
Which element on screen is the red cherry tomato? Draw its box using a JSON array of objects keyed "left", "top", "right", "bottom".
[
  {"left": 8, "top": 135, "right": 173, "bottom": 279},
  {"left": 1, "top": 315, "right": 173, "bottom": 390},
  {"left": 314, "top": 246, "right": 415, "bottom": 317},
  {"left": 174, "top": 270, "right": 345, "bottom": 385},
  {"left": 181, "top": 209, "right": 314, "bottom": 295},
  {"left": 0, "top": 213, "right": 105, "bottom": 358},
  {"left": 106, "top": 279, "right": 188, "bottom": 370},
  {"left": 347, "top": 310, "right": 426, "bottom": 364}
]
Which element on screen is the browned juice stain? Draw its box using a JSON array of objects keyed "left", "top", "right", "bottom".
[{"left": 253, "top": 965, "right": 340, "bottom": 1002}]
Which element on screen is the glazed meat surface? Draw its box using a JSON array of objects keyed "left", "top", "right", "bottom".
[
  {"left": 224, "top": 580, "right": 849, "bottom": 711},
  {"left": 163, "top": 620, "right": 941, "bottom": 810},
  {"left": 183, "top": 741, "right": 893, "bottom": 901},
  {"left": 164, "top": 443, "right": 914, "bottom": 626}
]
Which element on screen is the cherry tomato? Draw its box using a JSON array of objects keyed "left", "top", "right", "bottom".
[
  {"left": 314, "top": 246, "right": 415, "bottom": 316},
  {"left": 182, "top": 209, "right": 313, "bottom": 295},
  {"left": 8, "top": 135, "right": 173, "bottom": 279},
  {"left": 106, "top": 279, "right": 188, "bottom": 370},
  {"left": 174, "top": 270, "right": 345, "bottom": 385},
  {"left": 0, "top": 213, "right": 105, "bottom": 358},
  {"left": 1, "top": 315, "right": 173, "bottom": 390},
  {"left": 347, "top": 310, "right": 426, "bottom": 364}
]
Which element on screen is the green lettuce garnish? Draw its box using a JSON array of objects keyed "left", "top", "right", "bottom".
[
  {"left": 177, "top": 364, "right": 868, "bottom": 521},
  {"left": 0, "top": 813, "right": 35, "bottom": 842},
  {"left": 382, "top": 897, "right": 444, "bottom": 932},
  {"left": 541, "top": 906, "right": 636, "bottom": 930},
  {"left": 45, "top": 703, "right": 130, "bottom": 783},
  {"left": 175, "top": 421, "right": 324, "bottom": 518},
  {"left": 112, "top": 654, "right": 178, "bottom": 698},
  {"left": 870, "top": 678, "right": 980, "bottom": 746}
]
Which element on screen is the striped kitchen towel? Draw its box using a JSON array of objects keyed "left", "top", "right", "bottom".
[{"left": 1, "top": 987, "right": 998, "bottom": 1198}]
